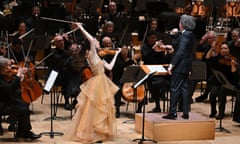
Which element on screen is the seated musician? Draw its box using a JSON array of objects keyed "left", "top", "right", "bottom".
[
  {"left": 66, "top": 42, "right": 90, "bottom": 107},
  {"left": 99, "top": 35, "right": 116, "bottom": 78},
  {"left": 46, "top": 35, "right": 75, "bottom": 110},
  {"left": 137, "top": 30, "right": 172, "bottom": 113},
  {"left": 25, "top": 4, "right": 41, "bottom": 29},
  {"left": 11, "top": 21, "right": 36, "bottom": 63},
  {"left": 0, "top": 56, "right": 41, "bottom": 140},
  {"left": 206, "top": 42, "right": 239, "bottom": 119},
  {"left": 228, "top": 28, "right": 240, "bottom": 60},
  {"left": 194, "top": 31, "right": 217, "bottom": 102},
  {"left": 100, "top": 21, "right": 119, "bottom": 47},
  {"left": 112, "top": 45, "right": 140, "bottom": 118}
]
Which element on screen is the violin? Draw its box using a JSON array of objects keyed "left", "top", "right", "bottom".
[
  {"left": 219, "top": 55, "right": 239, "bottom": 66},
  {"left": 81, "top": 66, "right": 93, "bottom": 82},
  {"left": 98, "top": 48, "right": 118, "bottom": 57}
]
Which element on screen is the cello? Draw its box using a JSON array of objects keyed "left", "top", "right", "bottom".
[
  {"left": 19, "top": 39, "right": 42, "bottom": 103},
  {"left": 19, "top": 60, "right": 42, "bottom": 103}
]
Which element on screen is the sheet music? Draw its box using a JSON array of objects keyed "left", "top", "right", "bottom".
[
  {"left": 44, "top": 70, "right": 58, "bottom": 92},
  {"left": 146, "top": 65, "right": 167, "bottom": 73}
]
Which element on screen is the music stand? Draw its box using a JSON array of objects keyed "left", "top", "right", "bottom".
[
  {"left": 120, "top": 65, "right": 145, "bottom": 122},
  {"left": 132, "top": 71, "right": 157, "bottom": 144},
  {"left": 41, "top": 70, "right": 64, "bottom": 138}
]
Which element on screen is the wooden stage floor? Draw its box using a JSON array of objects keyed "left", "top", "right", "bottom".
[{"left": 0, "top": 90, "right": 240, "bottom": 144}]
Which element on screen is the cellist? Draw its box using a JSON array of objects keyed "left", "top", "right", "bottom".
[{"left": 9, "top": 20, "right": 42, "bottom": 104}]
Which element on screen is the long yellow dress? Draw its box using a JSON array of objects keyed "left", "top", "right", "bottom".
[{"left": 69, "top": 61, "right": 119, "bottom": 143}]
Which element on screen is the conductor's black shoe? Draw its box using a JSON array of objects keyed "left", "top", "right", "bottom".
[
  {"left": 16, "top": 131, "right": 41, "bottom": 140},
  {"left": 148, "top": 107, "right": 161, "bottom": 113},
  {"left": 162, "top": 113, "right": 177, "bottom": 120},
  {"left": 181, "top": 114, "right": 189, "bottom": 119}
]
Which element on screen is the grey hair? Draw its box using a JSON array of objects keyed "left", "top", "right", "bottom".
[
  {"left": 0, "top": 56, "right": 9, "bottom": 74},
  {"left": 180, "top": 14, "right": 196, "bottom": 30}
]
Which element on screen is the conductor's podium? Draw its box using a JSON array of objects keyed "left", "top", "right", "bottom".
[{"left": 135, "top": 112, "right": 215, "bottom": 141}]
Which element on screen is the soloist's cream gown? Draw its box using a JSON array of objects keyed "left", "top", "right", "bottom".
[{"left": 69, "top": 61, "right": 119, "bottom": 143}]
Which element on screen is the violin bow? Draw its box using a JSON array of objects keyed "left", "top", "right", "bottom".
[
  {"left": 142, "top": 23, "right": 149, "bottom": 44},
  {"left": 118, "top": 24, "right": 129, "bottom": 46}
]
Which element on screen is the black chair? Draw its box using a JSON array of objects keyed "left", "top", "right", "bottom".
[
  {"left": 190, "top": 61, "right": 207, "bottom": 95},
  {"left": 0, "top": 113, "right": 18, "bottom": 138}
]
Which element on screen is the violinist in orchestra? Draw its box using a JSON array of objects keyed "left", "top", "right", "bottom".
[
  {"left": 100, "top": 21, "right": 119, "bottom": 47},
  {"left": 194, "top": 31, "right": 217, "bottom": 102},
  {"left": 65, "top": 42, "right": 90, "bottom": 107},
  {"left": 228, "top": 28, "right": 240, "bottom": 60},
  {"left": 0, "top": 56, "right": 41, "bottom": 140},
  {"left": 137, "top": 30, "right": 172, "bottom": 113},
  {"left": 99, "top": 35, "right": 116, "bottom": 78},
  {"left": 206, "top": 42, "right": 239, "bottom": 119}
]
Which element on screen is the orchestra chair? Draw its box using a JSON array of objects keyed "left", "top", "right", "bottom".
[
  {"left": 189, "top": 61, "right": 207, "bottom": 96},
  {"left": 0, "top": 113, "right": 18, "bottom": 138},
  {"left": 162, "top": 89, "right": 170, "bottom": 112}
]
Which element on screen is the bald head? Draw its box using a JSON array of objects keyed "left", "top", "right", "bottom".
[
  {"left": 102, "top": 36, "right": 113, "bottom": 48},
  {"left": 53, "top": 35, "right": 64, "bottom": 49}
]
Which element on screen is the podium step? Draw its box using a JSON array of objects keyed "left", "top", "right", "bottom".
[{"left": 135, "top": 112, "right": 215, "bottom": 141}]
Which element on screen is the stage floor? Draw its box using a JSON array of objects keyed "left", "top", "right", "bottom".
[{"left": 0, "top": 90, "right": 240, "bottom": 144}]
